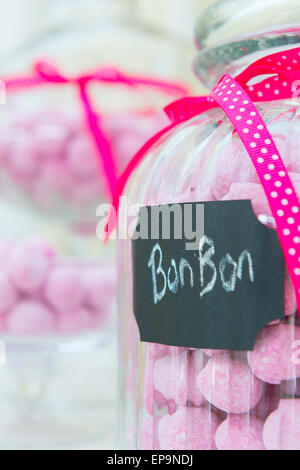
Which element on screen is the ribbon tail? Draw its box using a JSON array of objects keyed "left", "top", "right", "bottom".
[
  {"left": 78, "top": 83, "right": 118, "bottom": 199},
  {"left": 235, "top": 64, "right": 279, "bottom": 87},
  {"left": 105, "top": 121, "right": 180, "bottom": 239},
  {"left": 165, "top": 96, "right": 217, "bottom": 123}
]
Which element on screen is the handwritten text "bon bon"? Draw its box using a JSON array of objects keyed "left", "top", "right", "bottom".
[{"left": 148, "top": 236, "right": 254, "bottom": 304}]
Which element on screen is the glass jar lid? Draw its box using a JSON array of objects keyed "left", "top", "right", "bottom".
[{"left": 194, "top": 0, "right": 300, "bottom": 88}]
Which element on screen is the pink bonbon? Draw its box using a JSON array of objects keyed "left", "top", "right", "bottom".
[
  {"left": 263, "top": 399, "right": 300, "bottom": 450},
  {"left": 0, "top": 237, "right": 114, "bottom": 336},
  {"left": 44, "top": 266, "right": 84, "bottom": 313},
  {"left": 56, "top": 308, "right": 93, "bottom": 334},
  {"left": 197, "top": 355, "right": 263, "bottom": 414},
  {"left": 158, "top": 406, "right": 220, "bottom": 450},
  {"left": 6, "top": 300, "right": 54, "bottom": 335},
  {"left": 9, "top": 242, "right": 51, "bottom": 293},
  {"left": 215, "top": 414, "right": 265, "bottom": 450},
  {"left": 83, "top": 267, "right": 115, "bottom": 312},
  {"left": 66, "top": 134, "right": 99, "bottom": 178},
  {"left": 248, "top": 324, "right": 300, "bottom": 384},
  {"left": 153, "top": 350, "right": 206, "bottom": 411}
]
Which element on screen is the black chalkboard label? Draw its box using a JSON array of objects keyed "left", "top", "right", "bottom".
[{"left": 132, "top": 200, "right": 284, "bottom": 351}]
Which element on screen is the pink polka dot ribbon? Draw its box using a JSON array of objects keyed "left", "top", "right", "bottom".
[
  {"left": 211, "top": 74, "right": 300, "bottom": 314},
  {"left": 108, "top": 46, "right": 300, "bottom": 317}
]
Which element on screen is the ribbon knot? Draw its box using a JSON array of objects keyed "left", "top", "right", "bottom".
[
  {"left": 35, "top": 61, "right": 94, "bottom": 88},
  {"left": 34, "top": 61, "right": 68, "bottom": 84}
]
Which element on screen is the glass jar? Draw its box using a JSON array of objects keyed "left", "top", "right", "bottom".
[
  {"left": 118, "top": 0, "right": 300, "bottom": 451},
  {"left": 0, "top": 0, "right": 188, "bottom": 227},
  {"left": 0, "top": 0, "right": 188, "bottom": 449}
]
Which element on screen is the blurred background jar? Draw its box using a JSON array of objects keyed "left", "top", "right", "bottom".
[
  {"left": 0, "top": 0, "right": 190, "bottom": 449},
  {"left": 0, "top": 0, "right": 189, "bottom": 229}
]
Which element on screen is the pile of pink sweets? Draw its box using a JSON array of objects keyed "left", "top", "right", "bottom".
[
  {"left": 0, "top": 237, "right": 115, "bottom": 336},
  {"left": 138, "top": 320, "right": 300, "bottom": 450},
  {"left": 0, "top": 109, "right": 166, "bottom": 210}
]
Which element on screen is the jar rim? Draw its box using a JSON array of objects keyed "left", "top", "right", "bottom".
[
  {"left": 194, "top": 24, "right": 300, "bottom": 88},
  {"left": 195, "top": 0, "right": 300, "bottom": 50}
]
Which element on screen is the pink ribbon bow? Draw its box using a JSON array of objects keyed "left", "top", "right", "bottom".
[
  {"left": 108, "top": 46, "right": 300, "bottom": 317},
  {"left": 3, "top": 61, "right": 188, "bottom": 199}
]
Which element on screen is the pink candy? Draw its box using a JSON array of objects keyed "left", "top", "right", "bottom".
[
  {"left": 153, "top": 350, "right": 206, "bottom": 411},
  {"left": 215, "top": 414, "right": 265, "bottom": 450},
  {"left": 158, "top": 406, "right": 221, "bottom": 450},
  {"left": 66, "top": 134, "right": 99, "bottom": 178},
  {"left": 83, "top": 267, "right": 115, "bottom": 312},
  {"left": 248, "top": 324, "right": 300, "bottom": 384},
  {"left": 0, "top": 237, "right": 114, "bottom": 336},
  {"left": 263, "top": 399, "right": 300, "bottom": 450},
  {"left": 9, "top": 241, "right": 52, "bottom": 293},
  {"left": 56, "top": 308, "right": 93, "bottom": 334},
  {"left": 6, "top": 300, "right": 54, "bottom": 335},
  {"left": 45, "top": 266, "right": 84, "bottom": 313},
  {"left": 197, "top": 355, "right": 263, "bottom": 414}
]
